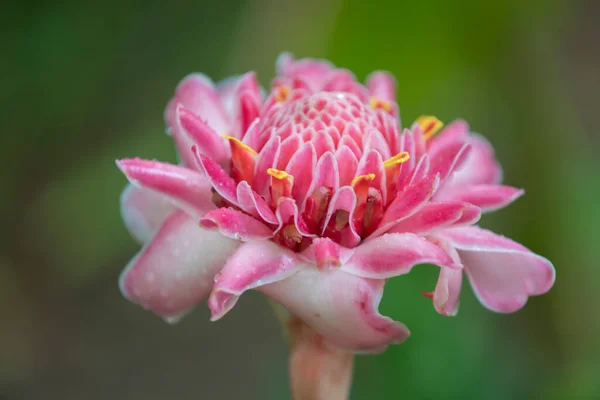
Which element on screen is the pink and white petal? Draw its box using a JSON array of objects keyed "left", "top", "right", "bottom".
[
  {"left": 447, "top": 134, "right": 503, "bottom": 187},
  {"left": 260, "top": 268, "right": 410, "bottom": 353},
  {"left": 120, "top": 184, "right": 176, "bottom": 244},
  {"left": 120, "top": 210, "right": 239, "bottom": 321},
  {"left": 209, "top": 240, "right": 301, "bottom": 320},
  {"left": 299, "top": 237, "right": 354, "bottom": 268},
  {"left": 320, "top": 186, "right": 361, "bottom": 247},
  {"left": 363, "top": 129, "right": 391, "bottom": 161},
  {"left": 286, "top": 142, "right": 317, "bottom": 206},
  {"left": 253, "top": 135, "right": 282, "bottom": 197},
  {"left": 193, "top": 150, "right": 238, "bottom": 205},
  {"left": 438, "top": 184, "right": 524, "bottom": 213},
  {"left": 334, "top": 145, "right": 359, "bottom": 187},
  {"left": 236, "top": 181, "right": 278, "bottom": 224},
  {"left": 429, "top": 141, "right": 472, "bottom": 185},
  {"left": 165, "top": 73, "right": 230, "bottom": 135},
  {"left": 388, "top": 202, "right": 467, "bottom": 235},
  {"left": 174, "top": 105, "right": 230, "bottom": 167},
  {"left": 341, "top": 233, "right": 459, "bottom": 279},
  {"left": 366, "top": 71, "right": 396, "bottom": 102},
  {"left": 427, "top": 236, "right": 464, "bottom": 316},
  {"left": 277, "top": 52, "right": 335, "bottom": 90},
  {"left": 275, "top": 197, "right": 314, "bottom": 237},
  {"left": 216, "top": 75, "right": 241, "bottom": 120},
  {"left": 427, "top": 120, "right": 470, "bottom": 156},
  {"left": 200, "top": 208, "right": 274, "bottom": 241},
  {"left": 440, "top": 226, "right": 556, "bottom": 313},
  {"left": 116, "top": 158, "right": 215, "bottom": 218},
  {"left": 370, "top": 174, "right": 439, "bottom": 238}
]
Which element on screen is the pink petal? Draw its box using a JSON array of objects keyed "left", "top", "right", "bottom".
[
  {"left": 119, "top": 210, "right": 239, "bottom": 320},
  {"left": 116, "top": 158, "right": 215, "bottom": 218},
  {"left": 277, "top": 52, "right": 335, "bottom": 90},
  {"left": 165, "top": 73, "right": 230, "bottom": 136},
  {"left": 174, "top": 105, "right": 230, "bottom": 167},
  {"left": 438, "top": 184, "right": 524, "bottom": 212},
  {"left": 447, "top": 134, "right": 503, "bottom": 187},
  {"left": 233, "top": 72, "right": 262, "bottom": 139},
  {"left": 356, "top": 149, "right": 386, "bottom": 203},
  {"left": 427, "top": 120, "right": 470, "bottom": 156},
  {"left": 216, "top": 75, "right": 240, "bottom": 121},
  {"left": 253, "top": 135, "right": 282, "bottom": 197},
  {"left": 334, "top": 145, "right": 359, "bottom": 187},
  {"left": 341, "top": 233, "right": 459, "bottom": 279},
  {"left": 388, "top": 201, "right": 470, "bottom": 235},
  {"left": 429, "top": 141, "right": 472, "bottom": 184},
  {"left": 320, "top": 186, "right": 361, "bottom": 247},
  {"left": 363, "top": 129, "right": 391, "bottom": 161},
  {"left": 440, "top": 226, "right": 556, "bottom": 313},
  {"left": 311, "top": 151, "right": 340, "bottom": 193},
  {"left": 428, "top": 236, "right": 464, "bottom": 316},
  {"left": 260, "top": 268, "right": 410, "bottom": 352},
  {"left": 120, "top": 184, "right": 176, "bottom": 244},
  {"left": 370, "top": 174, "right": 439, "bottom": 238},
  {"left": 193, "top": 150, "right": 238, "bottom": 205},
  {"left": 366, "top": 71, "right": 396, "bottom": 102},
  {"left": 200, "top": 208, "right": 274, "bottom": 241},
  {"left": 275, "top": 197, "right": 314, "bottom": 237},
  {"left": 300, "top": 237, "right": 354, "bottom": 268},
  {"left": 286, "top": 142, "right": 317, "bottom": 205},
  {"left": 209, "top": 240, "right": 300, "bottom": 320},
  {"left": 236, "top": 181, "right": 278, "bottom": 224}
]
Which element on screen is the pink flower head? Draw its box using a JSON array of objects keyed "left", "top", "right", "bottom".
[{"left": 117, "top": 54, "right": 555, "bottom": 352}]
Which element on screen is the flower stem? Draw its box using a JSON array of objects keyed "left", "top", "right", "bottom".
[{"left": 287, "top": 317, "right": 354, "bottom": 400}]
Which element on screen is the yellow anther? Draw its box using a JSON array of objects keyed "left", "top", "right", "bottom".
[
  {"left": 222, "top": 135, "right": 258, "bottom": 156},
  {"left": 274, "top": 85, "right": 291, "bottom": 102},
  {"left": 267, "top": 168, "right": 291, "bottom": 180},
  {"left": 416, "top": 116, "right": 444, "bottom": 140},
  {"left": 369, "top": 97, "right": 393, "bottom": 113},
  {"left": 384, "top": 152, "right": 410, "bottom": 167},
  {"left": 351, "top": 173, "right": 376, "bottom": 187}
]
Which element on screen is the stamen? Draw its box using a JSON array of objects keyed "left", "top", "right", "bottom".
[
  {"left": 222, "top": 136, "right": 258, "bottom": 156},
  {"left": 275, "top": 85, "right": 291, "bottom": 102},
  {"left": 369, "top": 97, "right": 393, "bottom": 113},
  {"left": 415, "top": 116, "right": 444, "bottom": 139},
  {"left": 383, "top": 152, "right": 410, "bottom": 167},
  {"left": 351, "top": 173, "right": 376, "bottom": 187},
  {"left": 267, "top": 168, "right": 294, "bottom": 204},
  {"left": 222, "top": 136, "right": 257, "bottom": 184}
]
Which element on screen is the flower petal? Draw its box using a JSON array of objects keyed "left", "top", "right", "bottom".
[
  {"left": 428, "top": 236, "right": 464, "bottom": 316},
  {"left": 443, "top": 134, "right": 503, "bottom": 187},
  {"left": 119, "top": 210, "right": 239, "bottom": 320},
  {"left": 120, "top": 184, "right": 176, "bottom": 244},
  {"left": 208, "top": 240, "right": 300, "bottom": 320},
  {"left": 366, "top": 71, "right": 396, "bottom": 102},
  {"left": 427, "top": 120, "right": 469, "bottom": 156},
  {"left": 165, "top": 73, "right": 230, "bottom": 135},
  {"left": 341, "top": 233, "right": 459, "bottom": 279},
  {"left": 440, "top": 226, "right": 556, "bottom": 313},
  {"left": 116, "top": 158, "right": 215, "bottom": 218},
  {"left": 261, "top": 268, "right": 410, "bottom": 353},
  {"left": 388, "top": 201, "right": 471, "bottom": 235},
  {"left": 369, "top": 174, "right": 439, "bottom": 238},
  {"left": 173, "top": 105, "right": 230, "bottom": 168},
  {"left": 200, "top": 208, "right": 274, "bottom": 241},
  {"left": 300, "top": 237, "right": 354, "bottom": 268},
  {"left": 438, "top": 184, "right": 524, "bottom": 212},
  {"left": 236, "top": 181, "right": 278, "bottom": 224},
  {"left": 193, "top": 150, "right": 238, "bottom": 205}
]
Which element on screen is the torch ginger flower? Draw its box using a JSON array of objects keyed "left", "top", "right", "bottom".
[{"left": 117, "top": 54, "right": 555, "bottom": 358}]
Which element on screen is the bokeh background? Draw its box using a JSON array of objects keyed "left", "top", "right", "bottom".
[{"left": 3, "top": 0, "right": 599, "bottom": 398}]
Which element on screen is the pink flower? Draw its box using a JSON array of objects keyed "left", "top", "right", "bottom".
[{"left": 116, "top": 54, "right": 555, "bottom": 352}]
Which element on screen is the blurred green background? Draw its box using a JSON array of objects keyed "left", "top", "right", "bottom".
[{"left": 2, "top": 0, "right": 599, "bottom": 398}]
